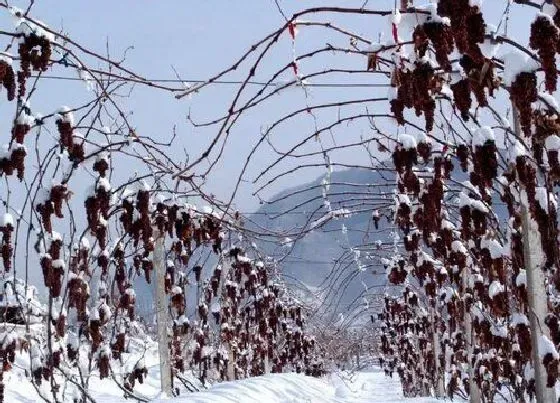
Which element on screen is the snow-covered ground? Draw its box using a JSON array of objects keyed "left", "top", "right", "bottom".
[
  {"left": 5, "top": 362, "right": 441, "bottom": 402},
  {"left": 154, "top": 368, "right": 440, "bottom": 403}
]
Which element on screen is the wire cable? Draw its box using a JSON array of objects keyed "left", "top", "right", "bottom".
[{"left": 31, "top": 74, "right": 392, "bottom": 88}]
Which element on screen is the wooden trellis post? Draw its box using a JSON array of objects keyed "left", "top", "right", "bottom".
[
  {"left": 463, "top": 265, "right": 482, "bottom": 403},
  {"left": 154, "top": 230, "right": 172, "bottom": 396},
  {"left": 513, "top": 107, "right": 556, "bottom": 402},
  {"left": 431, "top": 307, "right": 445, "bottom": 397}
]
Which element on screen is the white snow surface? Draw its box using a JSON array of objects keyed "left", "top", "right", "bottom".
[
  {"left": 546, "top": 135, "right": 560, "bottom": 151},
  {"left": 536, "top": 186, "right": 556, "bottom": 210},
  {"left": 481, "top": 237, "right": 503, "bottom": 259},
  {"left": 543, "top": 3, "right": 557, "bottom": 18},
  {"left": 399, "top": 133, "right": 417, "bottom": 149},
  {"left": 4, "top": 359, "right": 440, "bottom": 402},
  {"left": 535, "top": 92, "right": 560, "bottom": 113},
  {"left": 501, "top": 50, "right": 540, "bottom": 86},
  {"left": 539, "top": 335, "right": 560, "bottom": 360},
  {"left": 472, "top": 126, "right": 495, "bottom": 147},
  {"left": 516, "top": 270, "right": 527, "bottom": 287},
  {"left": 1, "top": 212, "right": 14, "bottom": 227},
  {"left": 489, "top": 280, "right": 505, "bottom": 299},
  {"left": 154, "top": 368, "right": 439, "bottom": 403},
  {"left": 310, "top": 208, "right": 352, "bottom": 229}
]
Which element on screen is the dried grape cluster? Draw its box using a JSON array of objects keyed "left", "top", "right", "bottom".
[
  {"left": 450, "top": 55, "right": 500, "bottom": 121},
  {"left": 0, "top": 58, "right": 15, "bottom": 101},
  {"left": 40, "top": 232, "right": 65, "bottom": 298},
  {"left": 413, "top": 22, "right": 454, "bottom": 71},
  {"left": 530, "top": 16, "right": 559, "bottom": 93},
  {"left": 437, "top": 0, "right": 485, "bottom": 63},
  {"left": 55, "top": 108, "right": 85, "bottom": 164},
  {"left": 390, "top": 62, "right": 442, "bottom": 132},
  {"left": 540, "top": 114, "right": 560, "bottom": 182},
  {"left": 0, "top": 216, "right": 13, "bottom": 272},
  {"left": 17, "top": 31, "right": 52, "bottom": 98},
  {"left": 450, "top": 79, "right": 471, "bottom": 120},
  {"left": 472, "top": 142, "right": 497, "bottom": 191},
  {"left": 36, "top": 184, "right": 69, "bottom": 235},
  {"left": 18, "top": 33, "right": 51, "bottom": 72},
  {"left": 459, "top": 55, "right": 497, "bottom": 109},
  {"left": 0, "top": 137, "right": 29, "bottom": 181},
  {"left": 510, "top": 72, "right": 538, "bottom": 136}
]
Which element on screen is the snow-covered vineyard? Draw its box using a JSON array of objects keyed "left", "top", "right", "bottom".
[{"left": 4, "top": 0, "right": 560, "bottom": 402}]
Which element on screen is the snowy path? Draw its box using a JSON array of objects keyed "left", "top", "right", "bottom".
[
  {"left": 328, "top": 369, "right": 440, "bottom": 403},
  {"left": 156, "top": 368, "right": 440, "bottom": 403},
  {"left": 6, "top": 360, "right": 441, "bottom": 402}
]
